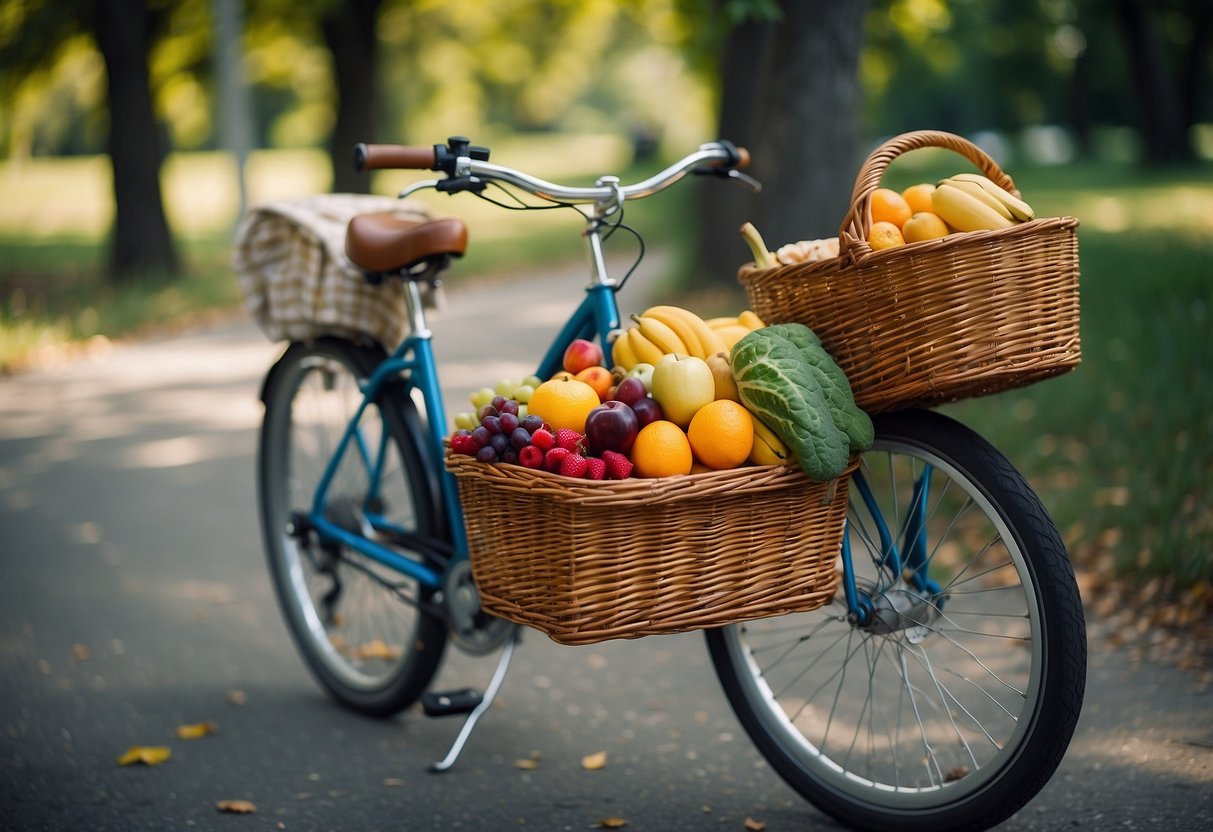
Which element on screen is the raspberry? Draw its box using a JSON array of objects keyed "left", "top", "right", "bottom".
[
  {"left": 584, "top": 457, "right": 607, "bottom": 480},
  {"left": 450, "top": 432, "right": 478, "bottom": 455},
  {"left": 558, "top": 453, "right": 589, "bottom": 478},
  {"left": 555, "top": 428, "right": 585, "bottom": 453},
  {"left": 530, "top": 428, "right": 555, "bottom": 451},
  {"left": 601, "top": 450, "right": 634, "bottom": 480},
  {"left": 544, "top": 446, "right": 571, "bottom": 473},
  {"left": 518, "top": 445, "right": 544, "bottom": 469}
]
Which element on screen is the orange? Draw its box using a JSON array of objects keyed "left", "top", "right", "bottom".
[
  {"left": 902, "top": 211, "right": 951, "bottom": 243},
  {"left": 527, "top": 377, "right": 601, "bottom": 433},
  {"left": 630, "top": 420, "right": 694, "bottom": 478},
  {"left": 867, "top": 221, "right": 905, "bottom": 251},
  {"left": 901, "top": 183, "right": 936, "bottom": 215},
  {"left": 687, "top": 400, "right": 754, "bottom": 470},
  {"left": 869, "top": 188, "right": 912, "bottom": 229}
]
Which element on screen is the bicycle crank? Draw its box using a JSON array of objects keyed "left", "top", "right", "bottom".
[{"left": 440, "top": 559, "right": 512, "bottom": 655}]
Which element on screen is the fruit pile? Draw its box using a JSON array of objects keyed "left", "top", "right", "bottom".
[
  {"left": 740, "top": 174, "right": 1037, "bottom": 265},
  {"left": 448, "top": 304, "right": 804, "bottom": 480}
]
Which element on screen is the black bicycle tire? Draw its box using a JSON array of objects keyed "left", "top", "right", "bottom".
[
  {"left": 258, "top": 336, "right": 448, "bottom": 717},
  {"left": 705, "top": 409, "right": 1086, "bottom": 832}
]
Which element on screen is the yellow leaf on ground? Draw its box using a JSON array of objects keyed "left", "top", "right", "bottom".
[
  {"left": 176, "top": 720, "right": 218, "bottom": 740},
  {"left": 226, "top": 689, "right": 247, "bottom": 705},
  {"left": 116, "top": 746, "right": 171, "bottom": 766},
  {"left": 596, "top": 818, "right": 628, "bottom": 828},
  {"left": 353, "top": 639, "right": 401, "bottom": 661},
  {"left": 216, "top": 799, "right": 257, "bottom": 814},
  {"left": 744, "top": 817, "right": 767, "bottom": 831},
  {"left": 581, "top": 750, "right": 607, "bottom": 770},
  {"left": 72, "top": 644, "right": 90, "bottom": 661},
  {"left": 514, "top": 758, "right": 540, "bottom": 770}
]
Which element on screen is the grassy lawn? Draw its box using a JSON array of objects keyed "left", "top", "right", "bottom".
[{"left": 2, "top": 143, "right": 1210, "bottom": 595}]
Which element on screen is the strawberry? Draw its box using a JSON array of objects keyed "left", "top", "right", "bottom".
[
  {"left": 558, "top": 453, "right": 589, "bottom": 478},
  {"left": 530, "top": 427, "right": 556, "bottom": 451},
  {"left": 543, "top": 446, "right": 571, "bottom": 473},
  {"left": 555, "top": 428, "right": 585, "bottom": 453},
  {"left": 584, "top": 457, "right": 607, "bottom": 481},
  {"left": 518, "top": 445, "right": 544, "bottom": 469},
  {"left": 601, "top": 450, "right": 634, "bottom": 480}
]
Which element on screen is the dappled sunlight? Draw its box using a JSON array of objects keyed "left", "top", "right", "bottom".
[{"left": 117, "top": 435, "right": 223, "bottom": 470}]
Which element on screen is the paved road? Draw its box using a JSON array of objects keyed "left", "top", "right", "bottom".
[{"left": 2, "top": 266, "right": 1211, "bottom": 831}]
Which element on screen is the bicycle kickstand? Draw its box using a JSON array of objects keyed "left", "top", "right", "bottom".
[{"left": 426, "top": 625, "right": 520, "bottom": 773}]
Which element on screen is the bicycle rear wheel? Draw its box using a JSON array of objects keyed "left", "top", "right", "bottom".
[
  {"left": 258, "top": 337, "right": 448, "bottom": 716},
  {"left": 706, "top": 409, "right": 1085, "bottom": 832}
]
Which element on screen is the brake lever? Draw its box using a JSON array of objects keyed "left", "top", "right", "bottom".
[
  {"left": 399, "top": 179, "right": 442, "bottom": 199},
  {"left": 692, "top": 166, "right": 762, "bottom": 193}
]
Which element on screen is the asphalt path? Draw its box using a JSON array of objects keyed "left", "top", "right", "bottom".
[{"left": 1, "top": 264, "right": 1211, "bottom": 831}]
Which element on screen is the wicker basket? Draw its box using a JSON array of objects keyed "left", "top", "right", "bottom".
[
  {"left": 738, "top": 130, "right": 1081, "bottom": 414},
  {"left": 445, "top": 453, "right": 855, "bottom": 645}
]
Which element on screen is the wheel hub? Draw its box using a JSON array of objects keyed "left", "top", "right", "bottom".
[{"left": 855, "top": 579, "right": 945, "bottom": 643}]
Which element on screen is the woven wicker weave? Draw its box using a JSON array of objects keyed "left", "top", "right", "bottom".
[
  {"left": 446, "top": 453, "right": 854, "bottom": 645},
  {"left": 738, "top": 130, "right": 1081, "bottom": 414}
]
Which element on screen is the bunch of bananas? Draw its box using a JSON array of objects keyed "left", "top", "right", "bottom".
[
  {"left": 932, "top": 173, "right": 1035, "bottom": 232},
  {"left": 610, "top": 305, "right": 766, "bottom": 370}
]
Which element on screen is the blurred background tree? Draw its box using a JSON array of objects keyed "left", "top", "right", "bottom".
[{"left": 0, "top": 0, "right": 1210, "bottom": 281}]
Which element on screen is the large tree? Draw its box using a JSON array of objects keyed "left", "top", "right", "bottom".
[{"left": 697, "top": 0, "right": 869, "bottom": 283}]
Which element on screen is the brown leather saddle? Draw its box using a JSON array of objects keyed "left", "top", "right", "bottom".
[{"left": 345, "top": 214, "right": 467, "bottom": 274}]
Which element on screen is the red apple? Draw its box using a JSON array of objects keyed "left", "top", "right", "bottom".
[
  {"left": 613, "top": 376, "right": 647, "bottom": 407},
  {"left": 563, "top": 338, "right": 605, "bottom": 375},
  {"left": 629, "top": 396, "right": 663, "bottom": 429},
  {"left": 584, "top": 400, "right": 639, "bottom": 455}
]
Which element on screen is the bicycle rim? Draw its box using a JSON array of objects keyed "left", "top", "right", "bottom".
[
  {"left": 259, "top": 338, "right": 447, "bottom": 715},
  {"left": 707, "top": 410, "right": 1085, "bottom": 831}
]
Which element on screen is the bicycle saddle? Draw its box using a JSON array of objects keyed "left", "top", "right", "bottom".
[{"left": 345, "top": 214, "right": 468, "bottom": 273}]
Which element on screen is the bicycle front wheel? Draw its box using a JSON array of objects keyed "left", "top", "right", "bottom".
[
  {"left": 706, "top": 409, "right": 1086, "bottom": 832},
  {"left": 258, "top": 337, "right": 448, "bottom": 717}
]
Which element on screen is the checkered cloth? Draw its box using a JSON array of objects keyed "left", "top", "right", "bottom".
[{"left": 233, "top": 193, "right": 430, "bottom": 347}]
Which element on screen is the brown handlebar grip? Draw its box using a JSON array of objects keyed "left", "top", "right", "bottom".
[
  {"left": 353, "top": 143, "right": 437, "bottom": 172},
  {"left": 734, "top": 146, "right": 751, "bottom": 169}
]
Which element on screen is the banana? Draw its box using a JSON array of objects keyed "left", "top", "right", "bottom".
[
  {"left": 740, "top": 222, "right": 777, "bottom": 269},
  {"left": 645, "top": 305, "right": 727, "bottom": 359},
  {"left": 749, "top": 417, "right": 793, "bottom": 466},
  {"left": 948, "top": 173, "right": 1035, "bottom": 221},
  {"left": 714, "top": 324, "right": 752, "bottom": 350},
  {"left": 940, "top": 177, "right": 1013, "bottom": 220},
  {"left": 610, "top": 328, "right": 638, "bottom": 369},
  {"left": 706, "top": 316, "right": 740, "bottom": 330},
  {"left": 931, "top": 184, "right": 1016, "bottom": 232},
  {"left": 737, "top": 310, "right": 766, "bottom": 331},
  {"left": 626, "top": 326, "right": 665, "bottom": 365},
  {"left": 642, "top": 306, "right": 704, "bottom": 358},
  {"left": 631, "top": 314, "right": 686, "bottom": 356}
]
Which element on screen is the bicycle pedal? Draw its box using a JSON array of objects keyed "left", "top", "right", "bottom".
[{"left": 421, "top": 688, "right": 482, "bottom": 717}]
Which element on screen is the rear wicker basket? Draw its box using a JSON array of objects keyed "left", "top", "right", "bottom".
[
  {"left": 739, "top": 130, "right": 1081, "bottom": 413},
  {"left": 445, "top": 453, "right": 855, "bottom": 645}
]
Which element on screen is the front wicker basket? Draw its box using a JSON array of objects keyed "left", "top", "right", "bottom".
[
  {"left": 738, "top": 130, "right": 1081, "bottom": 414},
  {"left": 446, "top": 453, "right": 855, "bottom": 645}
]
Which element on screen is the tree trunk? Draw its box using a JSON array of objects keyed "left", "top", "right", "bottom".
[
  {"left": 92, "top": 0, "right": 178, "bottom": 281},
  {"left": 322, "top": 0, "right": 381, "bottom": 195},
  {"left": 1114, "top": 0, "right": 1191, "bottom": 163},
  {"left": 697, "top": 0, "right": 868, "bottom": 287}
]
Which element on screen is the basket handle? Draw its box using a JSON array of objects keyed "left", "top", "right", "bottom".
[{"left": 838, "top": 130, "right": 1021, "bottom": 266}]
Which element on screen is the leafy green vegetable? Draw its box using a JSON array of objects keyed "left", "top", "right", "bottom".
[{"left": 731, "top": 331, "right": 850, "bottom": 481}]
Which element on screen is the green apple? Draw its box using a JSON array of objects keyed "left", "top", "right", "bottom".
[
  {"left": 650, "top": 354, "right": 714, "bottom": 427},
  {"left": 624, "top": 362, "right": 656, "bottom": 391}
]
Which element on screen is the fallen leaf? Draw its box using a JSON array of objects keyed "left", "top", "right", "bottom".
[
  {"left": 116, "top": 746, "right": 171, "bottom": 766},
  {"left": 72, "top": 644, "right": 91, "bottom": 661},
  {"left": 944, "top": 765, "right": 969, "bottom": 782},
  {"left": 216, "top": 799, "right": 257, "bottom": 814},
  {"left": 596, "top": 818, "right": 628, "bottom": 828},
  {"left": 383, "top": 778, "right": 405, "bottom": 787},
  {"left": 744, "top": 818, "right": 766, "bottom": 831},
  {"left": 226, "top": 690, "right": 247, "bottom": 705},
  {"left": 176, "top": 720, "right": 219, "bottom": 740},
  {"left": 581, "top": 751, "right": 607, "bottom": 770},
  {"left": 514, "top": 758, "right": 540, "bottom": 770},
  {"left": 353, "top": 639, "right": 400, "bottom": 661}
]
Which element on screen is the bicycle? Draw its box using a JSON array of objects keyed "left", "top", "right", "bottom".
[{"left": 253, "top": 135, "right": 1087, "bottom": 832}]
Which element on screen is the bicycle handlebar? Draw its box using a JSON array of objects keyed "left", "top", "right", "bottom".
[{"left": 352, "top": 136, "right": 754, "bottom": 205}]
